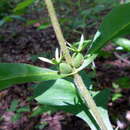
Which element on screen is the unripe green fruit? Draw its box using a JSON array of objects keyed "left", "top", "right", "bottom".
[
  {"left": 59, "top": 63, "right": 73, "bottom": 74},
  {"left": 73, "top": 53, "right": 84, "bottom": 68}
]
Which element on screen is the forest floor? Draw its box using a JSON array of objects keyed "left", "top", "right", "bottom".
[{"left": 0, "top": 18, "right": 130, "bottom": 130}]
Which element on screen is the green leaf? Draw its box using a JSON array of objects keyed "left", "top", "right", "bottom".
[
  {"left": 115, "top": 76, "right": 130, "bottom": 88},
  {"left": 34, "top": 79, "right": 113, "bottom": 130},
  {"left": 77, "top": 53, "right": 97, "bottom": 71},
  {"left": 0, "top": 63, "right": 64, "bottom": 90},
  {"left": 78, "top": 71, "right": 92, "bottom": 89},
  {"left": 9, "top": 15, "right": 26, "bottom": 22},
  {"left": 34, "top": 79, "right": 79, "bottom": 106},
  {"left": 26, "top": 19, "right": 39, "bottom": 25},
  {"left": 93, "top": 89, "right": 113, "bottom": 130},
  {"left": 112, "top": 93, "right": 122, "bottom": 101},
  {"left": 13, "top": 0, "right": 35, "bottom": 12},
  {"left": 88, "top": 3, "right": 130, "bottom": 54},
  {"left": 11, "top": 113, "right": 21, "bottom": 123},
  {"left": 37, "top": 22, "right": 51, "bottom": 30},
  {"left": 113, "top": 37, "right": 130, "bottom": 51},
  {"left": 8, "top": 99, "right": 19, "bottom": 112},
  {"left": 31, "top": 105, "right": 57, "bottom": 117},
  {"left": 17, "top": 106, "right": 30, "bottom": 113},
  {"left": 95, "top": 0, "right": 119, "bottom": 5},
  {"left": 0, "top": 15, "right": 26, "bottom": 26}
]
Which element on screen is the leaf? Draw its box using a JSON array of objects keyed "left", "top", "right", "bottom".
[
  {"left": 0, "top": 15, "right": 26, "bottom": 25},
  {"left": 88, "top": 3, "right": 130, "bottom": 54},
  {"left": 9, "top": 15, "right": 26, "bottom": 22},
  {"left": 113, "top": 37, "right": 130, "bottom": 51},
  {"left": 26, "top": 19, "right": 39, "bottom": 25},
  {"left": 115, "top": 76, "right": 130, "bottom": 88},
  {"left": 17, "top": 106, "right": 30, "bottom": 113},
  {"left": 34, "top": 79, "right": 79, "bottom": 106},
  {"left": 0, "top": 63, "right": 64, "bottom": 90},
  {"left": 78, "top": 71, "right": 92, "bottom": 89},
  {"left": 8, "top": 99, "right": 19, "bottom": 112},
  {"left": 93, "top": 89, "right": 113, "bottom": 130},
  {"left": 37, "top": 22, "right": 51, "bottom": 30},
  {"left": 77, "top": 53, "right": 97, "bottom": 71},
  {"left": 13, "top": 0, "right": 35, "bottom": 12},
  {"left": 34, "top": 79, "right": 113, "bottom": 130},
  {"left": 95, "top": 0, "right": 119, "bottom": 5},
  {"left": 112, "top": 93, "right": 122, "bottom": 101},
  {"left": 11, "top": 113, "right": 21, "bottom": 123},
  {"left": 31, "top": 105, "right": 57, "bottom": 117}
]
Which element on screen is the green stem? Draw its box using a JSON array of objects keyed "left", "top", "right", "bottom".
[{"left": 44, "top": 0, "right": 108, "bottom": 129}]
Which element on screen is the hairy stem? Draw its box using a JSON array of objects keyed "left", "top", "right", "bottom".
[
  {"left": 44, "top": 0, "right": 108, "bottom": 129},
  {"left": 44, "top": 0, "right": 72, "bottom": 64},
  {"left": 74, "top": 74, "right": 108, "bottom": 130}
]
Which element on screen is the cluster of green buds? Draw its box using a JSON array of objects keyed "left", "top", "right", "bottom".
[
  {"left": 67, "top": 35, "right": 86, "bottom": 69},
  {"left": 58, "top": 52, "right": 84, "bottom": 74},
  {"left": 39, "top": 35, "right": 88, "bottom": 75},
  {"left": 72, "top": 53, "right": 84, "bottom": 68},
  {"left": 38, "top": 48, "right": 73, "bottom": 74},
  {"left": 67, "top": 35, "right": 91, "bottom": 53},
  {"left": 59, "top": 63, "right": 73, "bottom": 74}
]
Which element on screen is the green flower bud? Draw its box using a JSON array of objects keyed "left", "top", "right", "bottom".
[
  {"left": 59, "top": 63, "right": 73, "bottom": 74},
  {"left": 73, "top": 53, "right": 84, "bottom": 68}
]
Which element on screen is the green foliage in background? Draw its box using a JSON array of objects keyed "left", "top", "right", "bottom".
[
  {"left": 53, "top": 0, "right": 119, "bottom": 36},
  {"left": 7, "top": 99, "right": 30, "bottom": 123},
  {"left": 0, "top": 0, "right": 119, "bottom": 36}
]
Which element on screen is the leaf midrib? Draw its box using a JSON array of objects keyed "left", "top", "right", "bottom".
[{"left": 0, "top": 72, "right": 58, "bottom": 81}]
